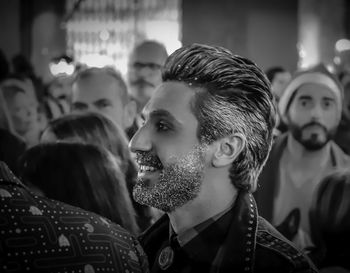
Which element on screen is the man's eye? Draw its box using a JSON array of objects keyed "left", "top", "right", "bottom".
[
  {"left": 156, "top": 121, "right": 170, "bottom": 132},
  {"left": 323, "top": 100, "right": 333, "bottom": 108},
  {"left": 97, "top": 102, "right": 111, "bottom": 109},
  {"left": 133, "top": 62, "right": 143, "bottom": 70},
  {"left": 149, "top": 63, "right": 162, "bottom": 70},
  {"left": 300, "top": 100, "right": 309, "bottom": 107}
]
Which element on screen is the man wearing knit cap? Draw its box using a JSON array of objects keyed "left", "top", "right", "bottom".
[{"left": 256, "top": 63, "right": 350, "bottom": 250}]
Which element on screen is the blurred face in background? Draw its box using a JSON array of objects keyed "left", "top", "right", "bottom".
[
  {"left": 127, "top": 43, "right": 168, "bottom": 111},
  {"left": 4, "top": 88, "right": 39, "bottom": 136},
  {"left": 48, "top": 76, "right": 73, "bottom": 102},
  {"left": 287, "top": 83, "right": 339, "bottom": 150},
  {"left": 72, "top": 73, "right": 131, "bottom": 130}
]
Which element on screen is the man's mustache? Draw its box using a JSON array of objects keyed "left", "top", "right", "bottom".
[
  {"left": 135, "top": 151, "right": 163, "bottom": 169},
  {"left": 131, "top": 79, "right": 155, "bottom": 88}
]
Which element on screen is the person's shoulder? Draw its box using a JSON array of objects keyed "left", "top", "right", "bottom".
[
  {"left": 0, "top": 177, "right": 149, "bottom": 272},
  {"left": 139, "top": 213, "right": 169, "bottom": 246},
  {"left": 330, "top": 140, "right": 350, "bottom": 165},
  {"left": 255, "top": 217, "right": 318, "bottom": 273},
  {"left": 138, "top": 213, "right": 169, "bottom": 264}
]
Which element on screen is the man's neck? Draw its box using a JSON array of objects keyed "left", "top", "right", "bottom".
[{"left": 168, "top": 176, "right": 237, "bottom": 234}]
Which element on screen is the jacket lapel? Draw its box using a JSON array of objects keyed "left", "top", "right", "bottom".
[{"left": 213, "top": 191, "right": 258, "bottom": 273}]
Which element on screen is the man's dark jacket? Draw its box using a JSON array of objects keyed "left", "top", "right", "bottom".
[{"left": 139, "top": 190, "right": 318, "bottom": 273}]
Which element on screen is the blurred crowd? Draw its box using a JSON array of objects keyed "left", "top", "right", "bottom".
[{"left": 0, "top": 38, "right": 350, "bottom": 273}]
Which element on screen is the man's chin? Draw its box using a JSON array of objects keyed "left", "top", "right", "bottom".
[
  {"left": 299, "top": 139, "right": 328, "bottom": 151},
  {"left": 132, "top": 182, "right": 173, "bottom": 213},
  {"left": 132, "top": 181, "right": 152, "bottom": 205}
]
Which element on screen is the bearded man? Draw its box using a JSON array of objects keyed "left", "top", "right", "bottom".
[
  {"left": 129, "top": 44, "right": 316, "bottom": 272},
  {"left": 256, "top": 64, "right": 350, "bottom": 250}
]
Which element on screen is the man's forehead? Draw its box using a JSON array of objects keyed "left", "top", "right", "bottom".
[
  {"left": 74, "top": 76, "right": 124, "bottom": 100},
  {"left": 77, "top": 73, "right": 118, "bottom": 86},
  {"left": 142, "top": 82, "right": 196, "bottom": 118},
  {"left": 296, "top": 83, "right": 336, "bottom": 99},
  {"left": 131, "top": 47, "right": 167, "bottom": 65}
]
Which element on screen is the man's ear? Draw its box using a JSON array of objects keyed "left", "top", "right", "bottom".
[
  {"left": 212, "top": 133, "right": 246, "bottom": 167},
  {"left": 123, "top": 99, "right": 137, "bottom": 129}
]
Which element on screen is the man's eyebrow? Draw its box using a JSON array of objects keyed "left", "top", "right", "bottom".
[
  {"left": 144, "top": 109, "right": 181, "bottom": 125},
  {"left": 298, "top": 95, "right": 312, "bottom": 100},
  {"left": 94, "top": 98, "right": 112, "bottom": 104},
  {"left": 323, "top": 97, "right": 335, "bottom": 102},
  {"left": 72, "top": 101, "right": 88, "bottom": 107}
]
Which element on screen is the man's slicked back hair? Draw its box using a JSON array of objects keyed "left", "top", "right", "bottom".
[{"left": 163, "top": 43, "right": 276, "bottom": 192}]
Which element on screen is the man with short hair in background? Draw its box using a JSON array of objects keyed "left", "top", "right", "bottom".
[{"left": 71, "top": 67, "right": 137, "bottom": 138}]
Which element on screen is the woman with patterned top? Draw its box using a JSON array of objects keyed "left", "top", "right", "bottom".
[
  {"left": 0, "top": 160, "right": 149, "bottom": 272},
  {"left": 18, "top": 142, "right": 139, "bottom": 235}
]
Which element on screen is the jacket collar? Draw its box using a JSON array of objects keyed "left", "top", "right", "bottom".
[{"left": 214, "top": 191, "right": 257, "bottom": 273}]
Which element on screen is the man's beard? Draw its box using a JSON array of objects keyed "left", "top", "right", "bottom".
[
  {"left": 288, "top": 121, "right": 336, "bottom": 151},
  {"left": 133, "top": 145, "right": 207, "bottom": 213}
]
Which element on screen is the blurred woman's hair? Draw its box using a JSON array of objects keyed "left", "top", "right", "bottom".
[
  {"left": 41, "top": 112, "right": 154, "bottom": 231},
  {"left": 309, "top": 168, "right": 350, "bottom": 268},
  {"left": 41, "top": 112, "right": 133, "bottom": 175},
  {"left": 18, "top": 142, "right": 139, "bottom": 235}
]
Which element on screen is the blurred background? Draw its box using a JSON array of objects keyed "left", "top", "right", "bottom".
[{"left": 0, "top": 0, "right": 349, "bottom": 84}]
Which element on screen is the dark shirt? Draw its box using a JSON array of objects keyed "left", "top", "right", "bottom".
[
  {"left": 162, "top": 204, "right": 234, "bottom": 273},
  {"left": 0, "top": 161, "right": 150, "bottom": 273}
]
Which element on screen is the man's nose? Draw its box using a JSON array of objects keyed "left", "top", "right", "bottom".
[
  {"left": 129, "top": 125, "right": 152, "bottom": 153},
  {"left": 136, "top": 66, "right": 153, "bottom": 78},
  {"left": 310, "top": 103, "right": 323, "bottom": 119}
]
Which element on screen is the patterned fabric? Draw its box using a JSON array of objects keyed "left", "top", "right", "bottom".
[{"left": 0, "top": 161, "right": 149, "bottom": 273}]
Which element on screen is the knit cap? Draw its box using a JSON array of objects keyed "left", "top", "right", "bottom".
[{"left": 278, "top": 63, "right": 343, "bottom": 124}]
